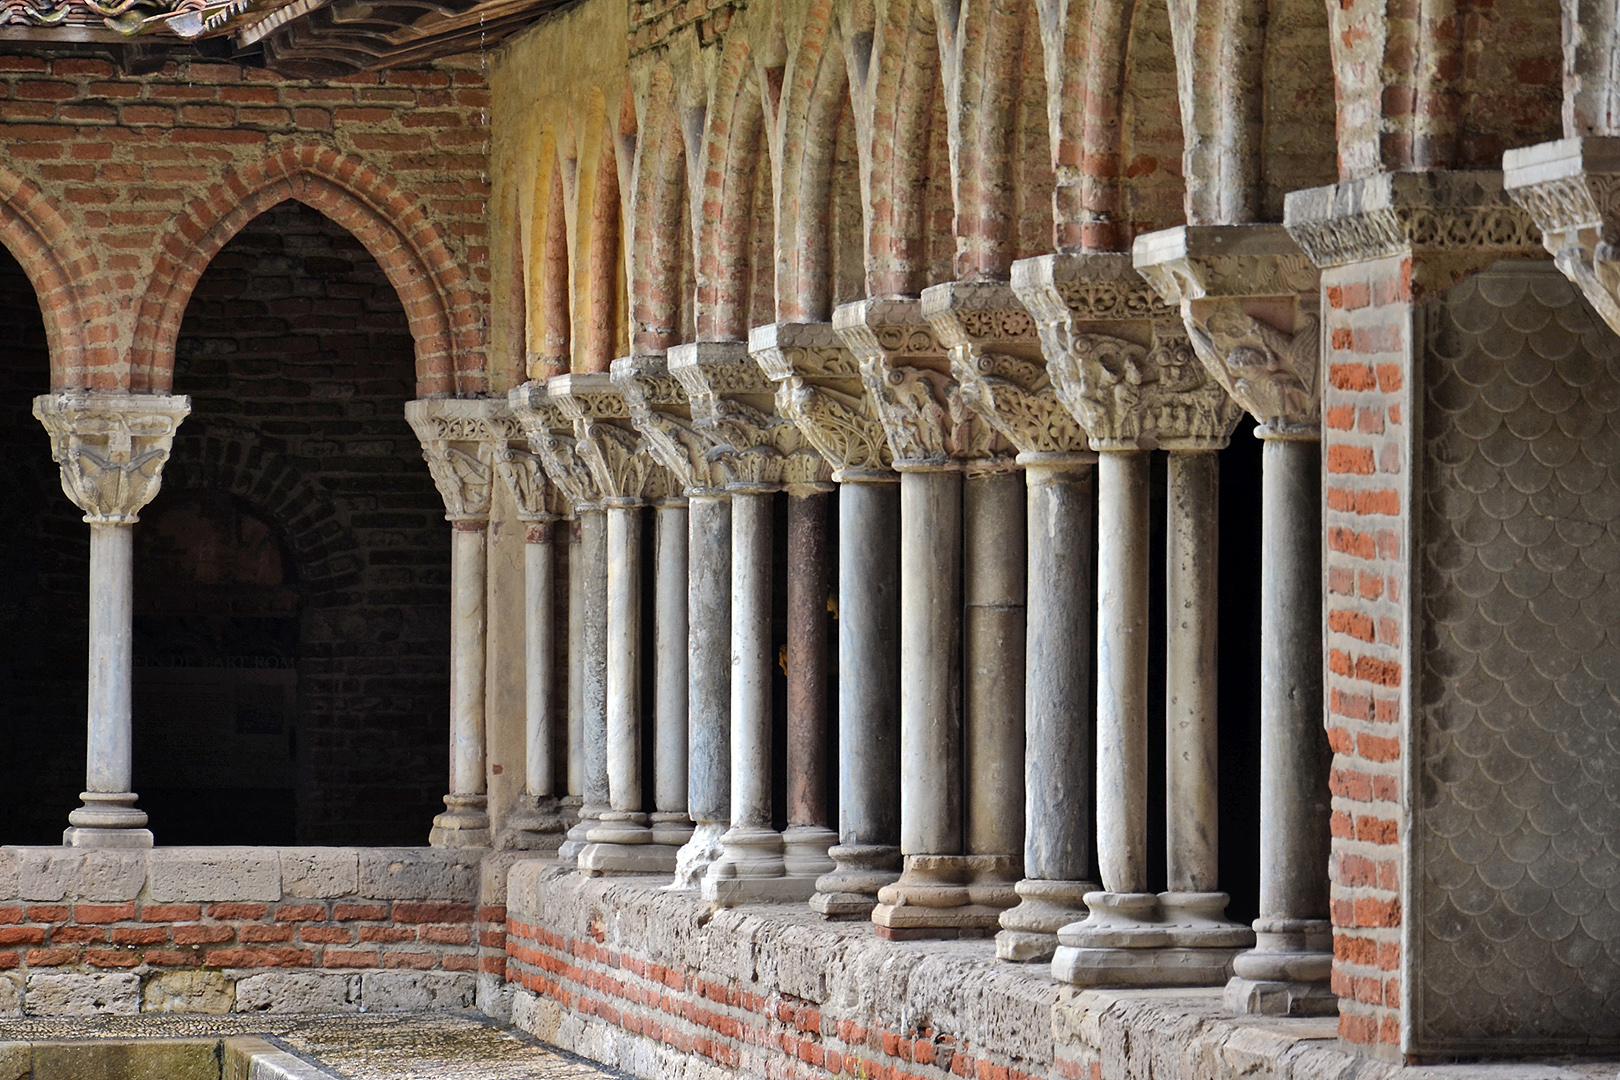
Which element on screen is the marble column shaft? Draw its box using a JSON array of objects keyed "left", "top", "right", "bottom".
[
  {"left": 567, "top": 519, "right": 586, "bottom": 801},
  {"left": 86, "top": 524, "right": 136, "bottom": 802},
  {"left": 524, "top": 524, "right": 556, "bottom": 801},
  {"left": 675, "top": 492, "right": 732, "bottom": 886},
  {"left": 561, "top": 507, "right": 611, "bottom": 860},
  {"left": 1166, "top": 452, "right": 1220, "bottom": 893},
  {"left": 730, "top": 490, "right": 775, "bottom": 834},
  {"left": 786, "top": 490, "right": 829, "bottom": 831},
  {"left": 653, "top": 501, "right": 693, "bottom": 844},
  {"left": 601, "top": 502, "right": 645, "bottom": 828}
]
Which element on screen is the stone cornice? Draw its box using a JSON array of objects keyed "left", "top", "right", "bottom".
[
  {"left": 509, "top": 382, "right": 605, "bottom": 512},
  {"left": 33, "top": 391, "right": 192, "bottom": 526},
  {"left": 833, "top": 298, "right": 1009, "bottom": 472},
  {"left": 1134, "top": 225, "right": 1323, "bottom": 440},
  {"left": 750, "top": 322, "right": 894, "bottom": 482},
  {"left": 1504, "top": 137, "right": 1620, "bottom": 337},
  {"left": 922, "top": 281, "right": 1091, "bottom": 462},
  {"left": 1010, "top": 254, "right": 1241, "bottom": 452},
  {"left": 404, "top": 397, "right": 521, "bottom": 523},
  {"left": 670, "top": 341, "right": 832, "bottom": 493},
  {"left": 610, "top": 356, "right": 724, "bottom": 496}
]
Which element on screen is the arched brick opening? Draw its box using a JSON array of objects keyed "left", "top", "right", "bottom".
[
  {"left": 129, "top": 146, "right": 486, "bottom": 397},
  {"left": 0, "top": 165, "right": 94, "bottom": 390},
  {"left": 695, "top": 36, "right": 774, "bottom": 341},
  {"left": 628, "top": 76, "right": 695, "bottom": 356}
]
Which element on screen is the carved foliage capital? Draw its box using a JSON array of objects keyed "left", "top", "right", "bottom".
[
  {"left": 1506, "top": 164, "right": 1620, "bottom": 337},
  {"left": 1185, "top": 306, "right": 1320, "bottom": 438},
  {"left": 773, "top": 379, "right": 893, "bottom": 476},
  {"left": 951, "top": 351, "right": 1089, "bottom": 456},
  {"left": 34, "top": 391, "right": 191, "bottom": 525},
  {"left": 574, "top": 418, "right": 675, "bottom": 503}
]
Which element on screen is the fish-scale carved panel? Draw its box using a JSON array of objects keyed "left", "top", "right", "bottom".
[{"left": 1417, "top": 262, "right": 1620, "bottom": 1053}]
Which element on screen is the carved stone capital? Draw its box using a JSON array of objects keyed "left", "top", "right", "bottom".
[
  {"left": 509, "top": 382, "right": 605, "bottom": 511},
  {"left": 1505, "top": 138, "right": 1620, "bottom": 338},
  {"left": 548, "top": 370, "right": 675, "bottom": 504},
  {"left": 1134, "top": 225, "right": 1323, "bottom": 440},
  {"left": 833, "top": 298, "right": 1009, "bottom": 471},
  {"left": 750, "top": 322, "right": 894, "bottom": 481},
  {"left": 610, "top": 356, "right": 724, "bottom": 495},
  {"left": 670, "top": 341, "right": 832, "bottom": 491},
  {"left": 405, "top": 397, "right": 522, "bottom": 523},
  {"left": 33, "top": 391, "right": 192, "bottom": 525},
  {"left": 1010, "top": 254, "right": 1241, "bottom": 451},
  {"left": 922, "top": 281, "right": 1091, "bottom": 461},
  {"left": 1284, "top": 170, "right": 1543, "bottom": 296},
  {"left": 492, "top": 444, "right": 564, "bottom": 522}
]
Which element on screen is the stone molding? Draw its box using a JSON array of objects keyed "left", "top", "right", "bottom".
[
  {"left": 833, "top": 298, "right": 1009, "bottom": 471},
  {"left": 669, "top": 341, "right": 832, "bottom": 493},
  {"left": 610, "top": 356, "right": 725, "bottom": 496},
  {"left": 750, "top": 321, "right": 895, "bottom": 482},
  {"left": 548, "top": 371, "right": 675, "bottom": 505},
  {"left": 33, "top": 391, "right": 192, "bottom": 526},
  {"left": 1133, "top": 225, "right": 1323, "bottom": 440},
  {"left": 1283, "top": 171, "right": 1543, "bottom": 294},
  {"left": 921, "top": 281, "right": 1092, "bottom": 462},
  {"left": 1009, "top": 254, "right": 1240, "bottom": 452},
  {"left": 509, "top": 383, "right": 606, "bottom": 512},
  {"left": 1504, "top": 137, "right": 1620, "bottom": 337},
  {"left": 404, "top": 397, "right": 520, "bottom": 524}
]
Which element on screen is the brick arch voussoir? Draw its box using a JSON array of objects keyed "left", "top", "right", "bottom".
[
  {"left": 0, "top": 165, "right": 97, "bottom": 391},
  {"left": 131, "top": 151, "right": 481, "bottom": 398}
]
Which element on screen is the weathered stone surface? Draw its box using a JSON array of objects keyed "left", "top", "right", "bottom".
[
  {"left": 359, "top": 972, "right": 477, "bottom": 1011},
  {"left": 280, "top": 849, "right": 360, "bottom": 900},
  {"left": 0, "top": 977, "right": 20, "bottom": 1020},
  {"left": 233, "top": 972, "right": 361, "bottom": 1013},
  {"left": 10, "top": 847, "right": 147, "bottom": 902},
  {"left": 29, "top": 1040, "right": 220, "bottom": 1080},
  {"left": 142, "top": 970, "right": 237, "bottom": 1014},
  {"left": 24, "top": 973, "right": 140, "bottom": 1016},
  {"left": 148, "top": 848, "right": 282, "bottom": 903},
  {"left": 356, "top": 849, "right": 480, "bottom": 901},
  {"left": 0, "top": 1042, "right": 24, "bottom": 1080}
]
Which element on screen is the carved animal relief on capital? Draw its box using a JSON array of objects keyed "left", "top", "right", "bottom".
[
  {"left": 1186, "top": 307, "right": 1321, "bottom": 437},
  {"left": 530, "top": 431, "right": 604, "bottom": 509},
  {"left": 494, "top": 445, "right": 566, "bottom": 521},
  {"left": 1046, "top": 330, "right": 1243, "bottom": 450},
  {"left": 34, "top": 394, "right": 191, "bottom": 525},
  {"left": 858, "top": 361, "right": 1002, "bottom": 467},
  {"left": 952, "top": 352, "right": 1089, "bottom": 457}
]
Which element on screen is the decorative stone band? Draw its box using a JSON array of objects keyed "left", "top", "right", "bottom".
[
  {"left": 921, "top": 280, "right": 1093, "bottom": 462},
  {"left": 833, "top": 297, "right": 1010, "bottom": 472},
  {"left": 669, "top": 341, "right": 833, "bottom": 493},
  {"left": 1009, "top": 254, "right": 1240, "bottom": 452},
  {"left": 1283, "top": 170, "right": 1543, "bottom": 295},
  {"left": 549, "top": 371, "right": 677, "bottom": 505},
  {"left": 510, "top": 382, "right": 607, "bottom": 513},
  {"left": 750, "top": 321, "right": 895, "bottom": 482},
  {"left": 1504, "top": 137, "right": 1620, "bottom": 338},
  {"left": 1133, "top": 225, "right": 1323, "bottom": 441},
  {"left": 33, "top": 391, "right": 192, "bottom": 526},
  {"left": 404, "top": 397, "right": 521, "bottom": 524},
  {"left": 611, "top": 355, "right": 725, "bottom": 496}
]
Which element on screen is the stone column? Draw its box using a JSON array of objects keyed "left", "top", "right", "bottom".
[
  {"left": 784, "top": 486, "right": 839, "bottom": 877},
  {"left": 837, "top": 298, "right": 1018, "bottom": 938},
  {"left": 493, "top": 442, "right": 569, "bottom": 849},
  {"left": 552, "top": 372, "right": 681, "bottom": 875},
  {"left": 1135, "top": 225, "right": 1334, "bottom": 1014},
  {"left": 612, "top": 355, "right": 728, "bottom": 887},
  {"left": 669, "top": 341, "right": 833, "bottom": 906},
  {"left": 512, "top": 383, "right": 608, "bottom": 864},
  {"left": 407, "top": 397, "right": 511, "bottom": 850},
  {"left": 652, "top": 497, "right": 695, "bottom": 848},
  {"left": 34, "top": 391, "right": 191, "bottom": 848},
  {"left": 1013, "top": 253, "right": 1252, "bottom": 984},
  {"left": 928, "top": 281, "right": 1100, "bottom": 962},
  {"left": 756, "top": 321, "right": 902, "bottom": 918}
]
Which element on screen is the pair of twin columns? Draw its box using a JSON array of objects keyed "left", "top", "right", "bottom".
[{"left": 36, "top": 225, "right": 1330, "bottom": 1017}]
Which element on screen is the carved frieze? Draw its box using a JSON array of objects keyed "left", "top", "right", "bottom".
[
  {"left": 1504, "top": 137, "right": 1620, "bottom": 338},
  {"left": 404, "top": 397, "right": 521, "bottom": 523},
  {"left": 33, "top": 391, "right": 192, "bottom": 525},
  {"left": 1134, "top": 226, "right": 1322, "bottom": 439},
  {"left": 751, "top": 322, "right": 893, "bottom": 479}
]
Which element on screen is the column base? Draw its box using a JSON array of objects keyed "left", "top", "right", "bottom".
[
  {"left": 996, "top": 878, "right": 1096, "bottom": 962},
  {"left": 1051, "top": 891, "right": 1254, "bottom": 987},
  {"left": 651, "top": 812, "right": 695, "bottom": 848},
  {"left": 63, "top": 826, "right": 153, "bottom": 849},
  {"left": 495, "top": 796, "right": 570, "bottom": 851},
  {"left": 783, "top": 824, "right": 838, "bottom": 878},
  {"left": 557, "top": 802, "right": 607, "bottom": 863},
  {"left": 1225, "top": 918, "right": 1335, "bottom": 1016},
  {"left": 586, "top": 812, "right": 653, "bottom": 844},
  {"left": 429, "top": 794, "right": 492, "bottom": 848},
  {"left": 579, "top": 842, "right": 681, "bottom": 876},
  {"left": 67, "top": 791, "right": 148, "bottom": 830},
  {"left": 701, "top": 825, "right": 818, "bottom": 907},
  {"left": 668, "top": 821, "right": 728, "bottom": 891},
  {"left": 870, "top": 854, "right": 1020, "bottom": 938},
  {"left": 811, "top": 843, "right": 901, "bottom": 919}
]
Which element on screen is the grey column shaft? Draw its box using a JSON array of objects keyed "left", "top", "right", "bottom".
[
  {"left": 731, "top": 490, "right": 774, "bottom": 829},
  {"left": 1261, "top": 439, "right": 1330, "bottom": 918},
  {"left": 655, "top": 503, "right": 690, "bottom": 817},
  {"left": 838, "top": 480, "right": 900, "bottom": 846},
  {"left": 787, "top": 491, "right": 830, "bottom": 829},
  {"left": 579, "top": 509, "right": 610, "bottom": 813},
  {"left": 900, "top": 469, "right": 963, "bottom": 856},
  {"left": 86, "top": 523, "right": 135, "bottom": 796},
  {"left": 964, "top": 470, "right": 1026, "bottom": 857},
  {"left": 1096, "top": 451, "right": 1150, "bottom": 893},
  {"left": 1023, "top": 463, "right": 1095, "bottom": 881},
  {"left": 567, "top": 520, "right": 585, "bottom": 798},
  {"left": 525, "top": 528, "right": 555, "bottom": 798},
  {"left": 449, "top": 523, "right": 488, "bottom": 799},
  {"left": 605, "top": 504, "right": 642, "bottom": 814},
  {"left": 687, "top": 494, "right": 732, "bottom": 827},
  {"left": 1167, "top": 451, "right": 1220, "bottom": 893}
]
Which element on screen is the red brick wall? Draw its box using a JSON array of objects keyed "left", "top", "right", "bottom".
[
  {"left": 1320, "top": 255, "right": 1410, "bottom": 1053},
  {"left": 0, "top": 49, "right": 489, "bottom": 394}
]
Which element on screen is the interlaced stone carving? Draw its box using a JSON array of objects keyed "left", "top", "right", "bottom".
[
  {"left": 404, "top": 398, "right": 518, "bottom": 523},
  {"left": 33, "top": 391, "right": 192, "bottom": 525},
  {"left": 671, "top": 342, "right": 832, "bottom": 491},
  {"left": 751, "top": 323, "right": 893, "bottom": 479},
  {"left": 1504, "top": 139, "right": 1620, "bottom": 338}
]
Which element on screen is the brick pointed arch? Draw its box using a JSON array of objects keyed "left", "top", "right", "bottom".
[
  {"left": 0, "top": 164, "right": 96, "bottom": 391},
  {"left": 130, "top": 146, "right": 485, "bottom": 397}
]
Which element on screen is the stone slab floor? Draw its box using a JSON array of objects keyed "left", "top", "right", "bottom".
[{"left": 0, "top": 1012, "right": 627, "bottom": 1080}]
